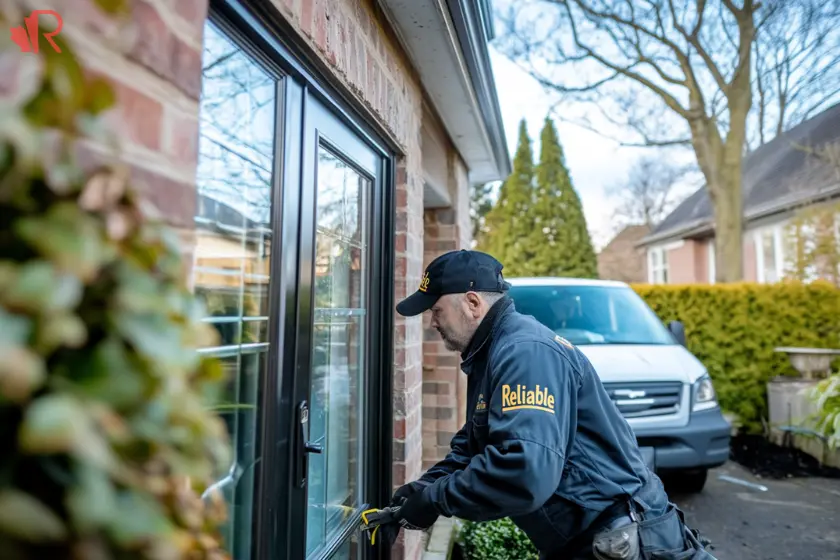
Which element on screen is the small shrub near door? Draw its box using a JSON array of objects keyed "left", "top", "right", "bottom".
[
  {"left": 632, "top": 282, "right": 840, "bottom": 432},
  {"left": 458, "top": 518, "right": 538, "bottom": 560}
]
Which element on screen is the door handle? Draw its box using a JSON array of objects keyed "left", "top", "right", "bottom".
[{"left": 296, "top": 400, "right": 323, "bottom": 487}]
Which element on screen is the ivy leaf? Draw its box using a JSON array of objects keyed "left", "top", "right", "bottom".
[
  {"left": 115, "top": 312, "right": 195, "bottom": 371},
  {"left": 108, "top": 491, "right": 174, "bottom": 546},
  {"left": 0, "top": 307, "right": 32, "bottom": 347},
  {"left": 16, "top": 203, "right": 114, "bottom": 282},
  {"left": 84, "top": 77, "right": 116, "bottom": 115},
  {"left": 0, "top": 490, "right": 68, "bottom": 542},
  {"left": 0, "top": 346, "right": 46, "bottom": 403},
  {"left": 66, "top": 463, "right": 117, "bottom": 533},
  {"left": 36, "top": 313, "right": 88, "bottom": 353},
  {"left": 5, "top": 261, "right": 83, "bottom": 314},
  {"left": 19, "top": 394, "right": 90, "bottom": 454},
  {"left": 93, "top": 0, "right": 129, "bottom": 15}
]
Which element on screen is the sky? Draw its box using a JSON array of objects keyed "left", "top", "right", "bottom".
[
  {"left": 486, "top": 46, "right": 696, "bottom": 251},
  {"left": 488, "top": 47, "right": 635, "bottom": 250}
]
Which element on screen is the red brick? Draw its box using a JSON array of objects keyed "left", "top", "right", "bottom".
[
  {"left": 394, "top": 346, "right": 405, "bottom": 366},
  {"left": 301, "top": 0, "right": 313, "bottom": 36},
  {"left": 394, "top": 322, "right": 406, "bottom": 347},
  {"left": 108, "top": 80, "right": 163, "bottom": 150},
  {"left": 314, "top": 0, "right": 327, "bottom": 52},
  {"left": 130, "top": 165, "right": 196, "bottom": 229},
  {"left": 395, "top": 232, "right": 407, "bottom": 253},
  {"left": 393, "top": 417, "right": 406, "bottom": 440},
  {"left": 394, "top": 256, "right": 407, "bottom": 278},
  {"left": 129, "top": 0, "right": 203, "bottom": 99},
  {"left": 172, "top": 0, "right": 209, "bottom": 30},
  {"left": 164, "top": 109, "right": 199, "bottom": 166},
  {"left": 392, "top": 462, "right": 406, "bottom": 486}
]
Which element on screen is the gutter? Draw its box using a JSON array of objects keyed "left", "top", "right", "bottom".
[
  {"left": 376, "top": 0, "right": 511, "bottom": 184},
  {"left": 444, "top": 0, "right": 511, "bottom": 179}
]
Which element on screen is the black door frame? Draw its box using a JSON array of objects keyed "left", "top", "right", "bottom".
[{"left": 208, "top": 3, "right": 396, "bottom": 560}]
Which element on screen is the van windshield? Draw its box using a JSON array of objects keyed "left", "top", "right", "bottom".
[{"left": 507, "top": 284, "right": 676, "bottom": 346}]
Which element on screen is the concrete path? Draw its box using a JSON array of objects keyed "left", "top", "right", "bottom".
[{"left": 670, "top": 462, "right": 840, "bottom": 559}]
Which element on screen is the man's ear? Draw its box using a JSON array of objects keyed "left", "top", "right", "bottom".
[{"left": 464, "top": 292, "right": 483, "bottom": 318}]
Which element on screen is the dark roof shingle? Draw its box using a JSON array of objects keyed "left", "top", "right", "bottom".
[{"left": 648, "top": 102, "right": 840, "bottom": 242}]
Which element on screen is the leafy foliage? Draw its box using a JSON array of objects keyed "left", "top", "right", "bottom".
[
  {"left": 478, "top": 119, "right": 536, "bottom": 275},
  {"left": 478, "top": 117, "right": 598, "bottom": 278},
  {"left": 633, "top": 282, "right": 840, "bottom": 432},
  {"left": 527, "top": 117, "right": 597, "bottom": 278},
  {"left": 458, "top": 518, "right": 538, "bottom": 560},
  {"left": 812, "top": 374, "right": 840, "bottom": 449},
  {"left": 783, "top": 200, "right": 840, "bottom": 287},
  {"left": 0, "top": 4, "right": 231, "bottom": 558}
]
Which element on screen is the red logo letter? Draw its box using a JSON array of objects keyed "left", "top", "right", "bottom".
[{"left": 10, "top": 10, "right": 63, "bottom": 54}]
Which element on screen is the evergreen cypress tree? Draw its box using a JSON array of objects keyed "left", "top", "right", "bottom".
[
  {"left": 477, "top": 119, "right": 536, "bottom": 275},
  {"left": 529, "top": 117, "right": 598, "bottom": 278}
]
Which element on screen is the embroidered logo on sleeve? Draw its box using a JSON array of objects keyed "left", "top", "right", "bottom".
[
  {"left": 475, "top": 394, "right": 487, "bottom": 412},
  {"left": 554, "top": 335, "right": 574, "bottom": 349},
  {"left": 501, "top": 384, "right": 555, "bottom": 414}
]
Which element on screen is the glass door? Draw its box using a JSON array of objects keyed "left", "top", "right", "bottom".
[{"left": 290, "top": 93, "right": 382, "bottom": 560}]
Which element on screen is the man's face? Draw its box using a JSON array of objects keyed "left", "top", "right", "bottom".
[{"left": 429, "top": 293, "right": 484, "bottom": 352}]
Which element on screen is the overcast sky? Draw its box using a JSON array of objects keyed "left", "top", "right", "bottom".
[
  {"left": 487, "top": 46, "right": 701, "bottom": 251},
  {"left": 488, "top": 47, "right": 637, "bottom": 250}
]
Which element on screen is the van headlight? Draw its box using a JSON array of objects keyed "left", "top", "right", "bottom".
[{"left": 692, "top": 375, "right": 718, "bottom": 412}]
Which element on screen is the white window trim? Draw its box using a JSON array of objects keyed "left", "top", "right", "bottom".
[
  {"left": 753, "top": 223, "right": 787, "bottom": 283},
  {"left": 707, "top": 240, "right": 716, "bottom": 284},
  {"left": 647, "top": 241, "right": 681, "bottom": 284}
]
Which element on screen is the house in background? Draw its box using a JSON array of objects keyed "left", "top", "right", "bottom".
[
  {"left": 638, "top": 103, "right": 840, "bottom": 284},
  {"left": 597, "top": 224, "right": 651, "bottom": 283},
  {"left": 20, "top": 1, "right": 510, "bottom": 559}
]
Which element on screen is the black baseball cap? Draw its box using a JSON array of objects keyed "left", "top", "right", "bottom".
[{"left": 396, "top": 250, "right": 511, "bottom": 317}]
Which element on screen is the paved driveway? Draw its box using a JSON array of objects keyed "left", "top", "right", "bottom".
[{"left": 669, "top": 462, "right": 840, "bottom": 559}]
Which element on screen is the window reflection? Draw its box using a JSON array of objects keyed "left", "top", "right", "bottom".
[
  {"left": 194, "top": 20, "right": 277, "bottom": 560},
  {"left": 306, "top": 148, "right": 369, "bottom": 557}
]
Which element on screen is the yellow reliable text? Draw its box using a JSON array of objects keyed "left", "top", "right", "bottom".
[{"left": 501, "top": 384, "right": 555, "bottom": 413}]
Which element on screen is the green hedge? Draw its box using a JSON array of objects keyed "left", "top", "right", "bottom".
[
  {"left": 458, "top": 518, "right": 538, "bottom": 560},
  {"left": 632, "top": 281, "right": 840, "bottom": 432}
]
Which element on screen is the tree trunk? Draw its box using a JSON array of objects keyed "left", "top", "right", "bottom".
[
  {"left": 690, "top": 118, "right": 746, "bottom": 283},
  {"left": 709, "top": 164, "right": 744, "bottom": 283}
]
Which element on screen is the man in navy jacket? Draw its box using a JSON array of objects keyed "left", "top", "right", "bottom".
[{"left": 388, "top": 250, "right": 713, "bottom": 560}]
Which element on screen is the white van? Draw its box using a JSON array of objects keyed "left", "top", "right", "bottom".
[{"left": 506, "top": 277, "right": 731, "bottom": 493}]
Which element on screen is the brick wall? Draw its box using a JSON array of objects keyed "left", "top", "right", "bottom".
[
  {"left": 597, "top": 226, "right": 650, "bottom": 283},
  {"left": 422, "top": 208, "right": 462, "bottom": 469},
  {"left": 266, "top": 1, "right": 428, "bottom": 558},
  {"left": 421, "top": 151, "right": 473, "bottom": 468},
  {"left": 4, "top": 0, "right": 207, "bottom": 272}
]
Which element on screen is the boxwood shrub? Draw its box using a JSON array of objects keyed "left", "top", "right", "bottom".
[
  {"left": 458, "top": 518, "right": 538, "bottom": 560},
  {"left": 632, "top": 281, "right": 840, "bottom": 432}
]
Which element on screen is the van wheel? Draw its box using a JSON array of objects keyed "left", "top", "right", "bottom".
[{"left": 675, "top": 469, "right": 708, "bottom": 493}]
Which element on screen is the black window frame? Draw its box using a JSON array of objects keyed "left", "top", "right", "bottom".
[{"left": 206, "top": 2, "right": 397, "bottom": 559}]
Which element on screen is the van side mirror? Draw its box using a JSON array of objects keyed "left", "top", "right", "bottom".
[{"left": 667, "top": 320, "right": 687, "bottom": 346}]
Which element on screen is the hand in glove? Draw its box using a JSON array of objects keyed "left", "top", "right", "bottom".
[
  {"left": 397, "top": 487, "right": 439, "bottom": 531},
  {"left": 391, "top": 480, "right": 428, "bottom": 506}
]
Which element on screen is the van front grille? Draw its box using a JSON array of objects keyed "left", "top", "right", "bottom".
[{"left": 602, "top": 381, "right": 683, "bottom": 418}]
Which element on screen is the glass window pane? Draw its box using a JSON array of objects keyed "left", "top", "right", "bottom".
[
  {"left": 306, "top": 147, "right": 369, "bottom": 558},
  {"left": 194, "top": 20, "right": 277, "bottom": 560}
]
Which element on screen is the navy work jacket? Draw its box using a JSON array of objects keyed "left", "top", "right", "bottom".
[{"left": 421, "top": 297, "right": 651, "bottom": 553}]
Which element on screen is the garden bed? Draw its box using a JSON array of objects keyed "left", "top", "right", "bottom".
[{"left": 729, "top": 433, "right": 840, "bottom": 479}]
